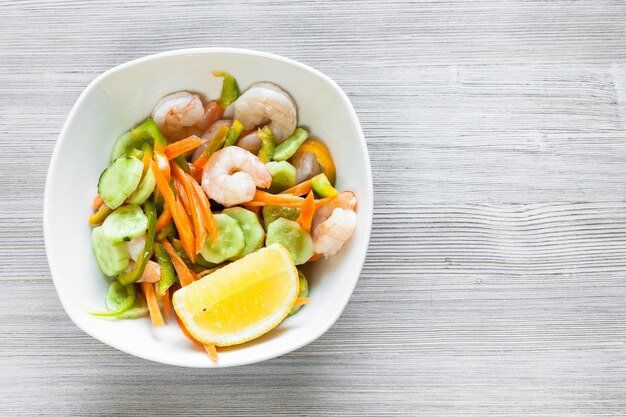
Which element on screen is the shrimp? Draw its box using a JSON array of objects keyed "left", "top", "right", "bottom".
[
  {"left": 292, "top": 151, "right": 322, "bottom": 183},
  {"left": 311, "top": 191, "right": 358, "bottom": 258},
  {"left": 236, "top": 131, "right": 263, "bottom": 154},
  {"left": 233, "top": 82, "right": 297, "bottom": 143},
  {"left": 152, "top": 91, "right": 205, "bottom": 139},
  {"left": 201, "top": 146, "right": 272, "bottom": 207},
  {"left": 191, "top": 119, "right": 233, "bottom": 162}
]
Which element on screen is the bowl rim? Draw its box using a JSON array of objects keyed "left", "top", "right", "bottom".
[{"left": 44, "top": 47, "right": 373, "bottom": 367}]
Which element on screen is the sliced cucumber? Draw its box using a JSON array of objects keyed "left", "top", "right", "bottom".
[
  {"left": 127, "top": 168, "right": 156, "bottom": 205},
  {"left": 117, "top": 293, "right": 149, "bottom": 319},
  {"left": 92, "top": 226, "right": 130, "bottom": 276},
  {"left": 266, "top": 161, "right": 297, "bottom": 193},
  {"left": 222, "top": 207, "right": 265, "bottom": 259},
  {"left": 310, "top": 173, "right": 339, "bottom": 198},
  {"left": 102, "top": 204, "right": 148, "bottom": 243},
  {"left": 272, "top": 128, "right": 309, "bottom": 161},
  {"left": 110, "top": 132, "right": 135, "bottom": 162},
  {"left": 200, "top": 214, "right": 245, "bottom": 264},
  {"left": 266, "top": 218, "right": 314, "bottom": 265},
  {"left": 287, "top": 270, "right": 309, "bottom": 317},
  {"left": 98, "top": 156, "right": 143, "bottom": 209},
  {"left": 262, "top": 205, "right": 301, "bottom": 230}
]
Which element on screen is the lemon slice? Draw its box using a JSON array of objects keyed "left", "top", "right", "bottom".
[{"left": 172, "top": 243, "right": 299, "bottom": 346}]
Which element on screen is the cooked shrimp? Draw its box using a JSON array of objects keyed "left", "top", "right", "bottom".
[
  {"left": 191, "top": 119, "right": 233, "bottom": 162},
  {"left": 311, "top": 191, "right": 358, "bottom": 258},
  {"left": 125, "top": 235, "right": 146, "bottom": 262},
  {"left": 152, "top": 91, "right": 205, "bottom": 139},
  {"left": 233, "top": 82, "right": 297, "bottom": 142},
  {"left": 201, "top": 146, "right": 272, "bottom": 207},
  {"left": 236, "top": 131, "right": 263, "bottom": 154},
  {"left": 124, "top": 260, "right": 161, "bottom": 283},
  {"left": 292, "top": 151, "right": 322, "bottom": 183}
]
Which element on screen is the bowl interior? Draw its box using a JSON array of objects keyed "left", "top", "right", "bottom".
[{"left": 45, "top": 49, "right": 372, "bottom": 367}]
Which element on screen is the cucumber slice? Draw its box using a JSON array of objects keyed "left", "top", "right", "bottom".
[
  {"left": 110, "top": 132, "right": 135, "bottom": 162},
  {"left": 98, "top": 156, "right": 143, "bottom": 209},
  {"left": 262, "top": 205, "right": 301, "bottom": 230},
  {"left": 127, "top": 168, "right": 156, "bottom": 205},
  {"left": 117, "top": 293, "right": 149, "bottom": 319},
  {"left": 287, "top": 271, "right": 309, "bottom": 317},
  {"left": 92, "top": 226, "right": 130, "bottom": 276},
  {"left": 266, "top": 218, "right": 314, "bottom": 265},
  {"left": 222, "top": 207, "right": 265, "bottom": 259},
  {"left": 102, "top": 204, "right": 149, "bottom": 243},
  {"left": 200, "top": 214, "right": 245, "bottom": 264},
  {"left": 266, "top": 161, "right": 297, "bottom": 193},
  {"left": 310, "top": 173, "right": 339, "bottom": 198},
  {"left": 272, "top": 128, "right": 309, "bottom": 161}
]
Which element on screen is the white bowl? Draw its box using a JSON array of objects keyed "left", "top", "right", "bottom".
[{"left": 44, "top": 48, "right": 373, "bottom": 367}]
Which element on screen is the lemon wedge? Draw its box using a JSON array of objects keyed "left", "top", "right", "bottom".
[{"left": 172, "top": 243, "right": 299, "bottom": 346}]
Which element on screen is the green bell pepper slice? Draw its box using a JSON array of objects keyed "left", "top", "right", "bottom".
[
  {"left": 154, "top": 241, "right": 177, "bottom": 296},
  {"left": 223, "top": 120, "right": 245, "bottom": 148},
  {"left": 212, "top": 71, "right": 240, "bottom": 108},
  {"left": 257, "top": 126, "right": 275, "bottom": 163}
]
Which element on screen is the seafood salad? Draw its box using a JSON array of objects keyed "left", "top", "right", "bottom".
[{"left": 88, "top": 71, "right": 358, "bottom": 361}]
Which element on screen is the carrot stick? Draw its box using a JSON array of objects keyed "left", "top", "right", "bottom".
[
  {"left": 173, "top": 305, "right": 219, "bottom": 362},
  {"left": 155, "top": 206, "right": 172, "bottom": 232},
  {"left": 241, "top": 201, "right": 266, "bottom": 207},
  {"left": 164, "top": 136, "right": 205, "bottom": 160},
  {"left": 204, "top": 344, "right": 219, "bottom": 363},
  {"left": 141, "top": 146, "right": 153, "bottom": 176},
  {"left": 162, "top": 288, "right": 171, "bottom": 320},
  {"left": 174, "top": 198, "right": 196, "bottom": 263},
  {"left": 315, "top": 197, "right": 332, "bottom": 209},
  {"left": 250, "top": 190, "right": 305, "bottom": 207},
  {"left": 172, "top": 164, "right": 207, "bottom": 254},
  {"left": 297, "top": 191, "right": 315, "bottom": 233},
  {"left": 283, "top": 180, "right": 312, "bottom": 196},
  {"left": 307, "top": 253, "right": 323, "bottom": 263},
  {"left": 293, "top": 297, "right": 312, "bottom": 307},
  {"left": 190, "top": 167, "right": 203, "bottom": 183},
  {"left": 188, "top": 177, "right": 218, "bottom": 243},
  {"left": 173, "top": 176, "right": 192, "bottom": 215},
  {"left": 141, "top": 282, "right": 164, "bottom": 327},
  {"left": 92, "top": 194, "right": 104, "bottom": 210},
  {"left": 175, "top": 311, "right": 203, "bottom": 347},
  {"left": 160, "top": 239, "right": 196, "bottom": 287},
  {"left": 151, "top": 160, "right": 196, "bottom": 262}
]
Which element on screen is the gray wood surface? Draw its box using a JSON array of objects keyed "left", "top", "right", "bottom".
[{"left": 2, "top": 0, "right": 626, "bottom": 415}]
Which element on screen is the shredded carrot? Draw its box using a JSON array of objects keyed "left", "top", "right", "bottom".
[
  {"left": 250, "top": 190, "right": 305, "bottom": 207},
  {"left": 141, "top": 282, "right": 164, "bottom": 327},
  {"left": 162, "top": 288, "right": 170, "bottom": 320},
  {"left": 92, "top": 194, "right": 104, "bottom": 210},
  {"left": 174, "top": 197, "right": 196, "bottom": 263},
  {"left": 172, "top": 163, "right": 207, "bottom": 254},
  {"left": 204, "top": 344, "right": 219, "bottom": 363},
  {"left": 175, "top": 311, "right": 203, "bottom": 347},
  {"left": 307, "top": 253, "right": 323, "bottom": 263},
  {"left": 160, "top": 239, "right": 196, "bottom": 287},
  {"left": 315, "top": 197, "right": 332, "bottom": 209},
  {"left": 164, "top": 136, "right": 205, "bottom": 160},
  {"left": 155, "top": 206, "right": 172, "bottom": 232},
  {"left": 141, "top": 147, "right": 153, "bottom": 176},
  {"left": 188, "top": 177, "right": 218, "bottom": 243},
  {"left": 283, "top": 180, "right": 312, "bottom": 196},
  {"left": 189, "top": 167, "right": 203, "bottom": 183},
  {"left": 151, "top": 160, "right": 196, "bottom": 262},
  {"left": 293, "top": 297, "right": 312, "bottom": 307},
  {"left": 241, "top": 201, "right": 266, "bottom": 207},
  {"left": 297, "top": 191, "right": 315, "bottom": 233},
  {"left": 173, "top": 176, "right": 192, "bottom": 215},
  {"left": 197, "top": 266, "right": 222, "bottom": 278}
]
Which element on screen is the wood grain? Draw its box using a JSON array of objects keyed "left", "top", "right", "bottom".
[{"left": 2, "top": 0, "right": 626, "bottom": 416}]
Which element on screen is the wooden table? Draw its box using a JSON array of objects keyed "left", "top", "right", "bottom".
[{"left": 2, "top": 1, "right": 626, "bottom": 415}]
